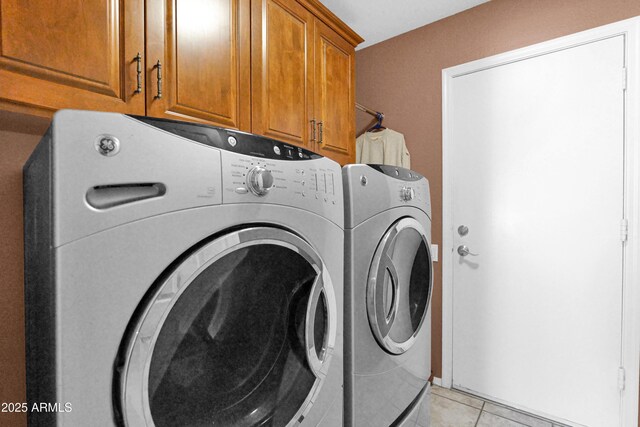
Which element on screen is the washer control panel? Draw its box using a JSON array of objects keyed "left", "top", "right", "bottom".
[
  {"left": 246, "top": 166, "right": 274, "bottom": 196},
  {"left": 221, "top": 150, "right": 343, "bottom": 225}
]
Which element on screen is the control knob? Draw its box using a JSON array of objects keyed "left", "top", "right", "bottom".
[
  {"left": 246, "top": 167, "right": 274, "bottom": 196},
  {"left": 401, "top": 186, "right": 415, "bottom": 201}
]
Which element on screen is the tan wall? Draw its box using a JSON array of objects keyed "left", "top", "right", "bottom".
[
  {"left": 355, "top": 0, "right": 640, "bottom": 385},
  {"left": 0, "top": 112, "right": 49, "bottom": 427}
]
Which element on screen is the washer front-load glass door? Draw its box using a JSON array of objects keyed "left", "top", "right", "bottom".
[
  {"left": 367, "top": 217, "right": 432, "bottom": 355},
  {"left": 117, "top": 227, "right": 336, "bottom": 427}
]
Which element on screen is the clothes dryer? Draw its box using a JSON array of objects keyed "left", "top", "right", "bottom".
[
  {"left": 343, "top": 164, "right": 433, "bottom": 427},
  {"left": 23, "top": 110, "right": 344, "bottom": 426}
]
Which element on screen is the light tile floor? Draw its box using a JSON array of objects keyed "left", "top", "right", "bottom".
[{"left": 430, "top": 386, "right": 570, "bottom": 427}]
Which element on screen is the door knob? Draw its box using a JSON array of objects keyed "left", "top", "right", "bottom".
[
  {"left": 458, "top": 225, "right": 469, "bottom": 236},
  {"left": 457, "top": 245, "right": 478, "bottom": 257}
]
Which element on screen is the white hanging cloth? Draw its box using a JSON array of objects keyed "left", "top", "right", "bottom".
[{"left": 355, "top": 128, "right": 411, "bottom": 168}]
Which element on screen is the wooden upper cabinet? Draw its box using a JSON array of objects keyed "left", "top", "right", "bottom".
[
  {"left": 0, "top": 0, "right": 361, "bottom": 161},
  {"left": 0, "top": 0, "right": 145, "bottom": 115},
  {"left": 313, "top": 19, "right": 355, "bottom": 165},
  {"left": 251, "top": 0, "right": 315, "bottom": 147},
  {"left": 251, "top": 0, "right": 361, "bottom": 163},
  {"left": 146, "top": 0, "right": 250, "bottom": 130}
]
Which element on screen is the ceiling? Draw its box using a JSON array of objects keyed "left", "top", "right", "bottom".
[{"left": 321, "top": 0, "right": 489, "bottom": 50}]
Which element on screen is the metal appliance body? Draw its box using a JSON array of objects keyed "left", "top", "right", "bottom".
[
  {"left": 343, "top": 164, "right": 433, "bottom": 427},
  {"left": 24, "top": 110, "right": 344, "bottom": 426}
]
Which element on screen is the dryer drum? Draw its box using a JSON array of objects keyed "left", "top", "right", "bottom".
[
  {"left": 115, "top": 227, "right": 337, "bottom": 427},
  {"left": 366, "top": 217, "right": 433, "bottom": 355}
]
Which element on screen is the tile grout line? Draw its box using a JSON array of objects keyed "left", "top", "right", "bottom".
[
  {"left": 431, "top": 389, "right": 486, "bottom": 410},
  {"left": 483, "top": 401, "right": 559, "bottom": 426},
  {"left": 431, "top": 391, "right": 484, "bottom": 411},
  {"left": 473, "top": 401, "right": 485, "bottom": 427},
  {"left": 435, "top": 387, "right": 560, "bottom": 427},
  {"left": 482, "top": 410, "right": 530, "bottom": 427}
]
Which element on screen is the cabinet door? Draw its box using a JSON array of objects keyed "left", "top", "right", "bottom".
[
  {"left": 313, "top": 20, "right": 355, "bottom": 165},
  {"left": 251, "top": 0, "right": 314, "bottom": 147},
  {"left": 146, "top": 0, "right": 250, "bottom": 130},
  {"left": 0, "top": 0, "right": 145, "bottom": 115}
]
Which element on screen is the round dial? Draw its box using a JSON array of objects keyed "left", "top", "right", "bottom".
[
  {"left": 401, "top": 186, "right": 415, "bottom": 201},
  {"left": 246, "top": 167, "right": 274, "bottom": 196}
]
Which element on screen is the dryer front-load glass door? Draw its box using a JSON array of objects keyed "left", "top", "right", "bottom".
[
  {"left": 367, "top": 217, "right": 433, "bottom": 355},
  {"left": 116, "top": 227, "right": 337, "bottom": 427}
]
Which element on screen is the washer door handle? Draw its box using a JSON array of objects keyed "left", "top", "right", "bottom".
[
  {"left": 304, "top": 274, "right": 335, "bottom": 378},
  {"left": 372, "top": 254, "right": 399, "bottom": 339}
]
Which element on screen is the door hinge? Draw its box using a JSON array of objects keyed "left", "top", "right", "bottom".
[
  {"left": 622, "top": 68, "right": 627, "bottom": 91},
  {"left": 621, "top": 218, "right": 629, "bottom": 242},
  {"left": 618, "top": 367, "right": 626, "bottom": 391}
]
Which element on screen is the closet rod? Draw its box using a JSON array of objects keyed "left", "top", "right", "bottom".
[{"left": 356, "top": 102, "right": 383, "bottom": 119}]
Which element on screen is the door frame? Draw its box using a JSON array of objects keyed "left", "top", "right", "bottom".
[{"left": 441, "top": 16, "right": 640, "bottom": 426}]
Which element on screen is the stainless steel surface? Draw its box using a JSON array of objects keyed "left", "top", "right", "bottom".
[
  {"left": 44, "top": 111, "right": 343, "bottom": 246},
  {"left": 305, "top": 277, "right": 335, "bottom": 379},
  {"left": 401, "top": 186, "right": 415, "bottom": 201},
  {"left": 155, "top": 60, "right": 162, "bottom": 99},
  {"left": 121, "top": 227, "right": 337, "bottom": 427},
  {"left": 457, "top": 245, "right": 478, "bottom": 256},
  {"left": 246, "top": 166, "right": 275, "bottom": 196},
  {"left": 342, "top": 164, "right": 431, "bottom": 229},
  {"left": 94, "top": 135, "right": 120, "bottom": 156},
  {"left": 343, "top": 163, "right": 432, "bottom": 427},
  {"left": 86, "top": 183, "right": 166, "bottom": 209},
  {"left": 346, "top": 207, "right": 432, "bottom": 427},
  {"left": 220, "top": 149, "right": 343, "bottom": 226},
  {"left": 457, "top": 225, "right": 469, "bottom": 236},
  {"left": 23, "top": 110, "right": 345, "bottom": 426},
  {"left": 134, "top": 53, "right": 142, "bottom": 94},
  {"left": 366, "top": 217, "right": 431, "bottom": 355}
]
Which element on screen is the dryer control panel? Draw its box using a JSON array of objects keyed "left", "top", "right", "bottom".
[
  {"left": 343, "top": 164, "right": 431, "bottom": 228},
  {"left": 221, "top": 150, "right": 343, "bottom": 227}
]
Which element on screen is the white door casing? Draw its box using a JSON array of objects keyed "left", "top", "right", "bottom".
[{"left": 442, "top": 17, "right": 640, "bottom": 427}]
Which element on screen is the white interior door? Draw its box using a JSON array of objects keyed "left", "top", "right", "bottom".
[{"left": 449, "top": 36, "right": 625, "bottom": 426}]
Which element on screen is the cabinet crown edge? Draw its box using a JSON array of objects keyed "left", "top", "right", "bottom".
[{"left": 299, "top": 0, "right": 364, "bottom": 47}]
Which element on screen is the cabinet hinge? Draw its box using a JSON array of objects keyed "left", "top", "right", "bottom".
[
  {"left": 618, "top": 367, "right": 626, "bottom": 391},
  {"left": 622, "top": 68, "right": 627, "bottom": 91},
  {"left": 621, "top": 218, "right": 629, "bottom": 242}
]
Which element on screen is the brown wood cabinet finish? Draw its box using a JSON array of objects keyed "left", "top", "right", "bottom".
[
  {"left": 251, "top": 0, "right": 315, "bottom": 147},
  {"left": 252, "top": 0, "right": 359, "bottom": 163},
  {"left": 0, "top": 0, "right": 145, "bottom": 114},
  {"left": 313, "top": 19, "right": 355, "bottom": 164},
  {"left": 146, "top": 0, "right": 251, "bottom": 130},
  {"left": 0, "top": 0, "right": 360, "bottom": 163}
]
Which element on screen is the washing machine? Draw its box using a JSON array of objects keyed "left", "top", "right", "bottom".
[
  {"left": 23, "top": 110, "right": 344, "bottom": 426},
  {"left": 343, "top": 164, "right": 433, "bottom": 427}
]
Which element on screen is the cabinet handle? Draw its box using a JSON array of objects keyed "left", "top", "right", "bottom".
[
  {"left": 134, "top": 53, "right": 142, "bottom": 94},
  {"left": 310, "top": 119, "right": 316, "bottom": 143},
  {"left": 318, "top": 121, "right": 323, "bottom": 145},
  {"left": 155, "top": 60, "right": 163, "bottom": 99}
]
